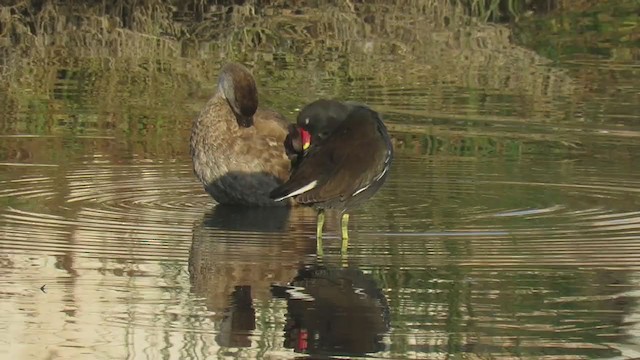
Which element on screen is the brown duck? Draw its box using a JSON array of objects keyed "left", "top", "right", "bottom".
[{"left": 190, "top": 63, "right": 293, "bottom": 206}]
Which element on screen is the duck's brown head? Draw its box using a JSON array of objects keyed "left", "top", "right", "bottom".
[{"left": 218, "top": 63, "right": 259, "bottom": 128}]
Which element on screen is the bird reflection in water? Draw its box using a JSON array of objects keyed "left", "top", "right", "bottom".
[
  {"left": 188, "top": 205, "right": 315, "bottom": 347},
  {"left": 188, "top": 205, "right": 390, "bottom": 356},
  {"left": 214, "top": 285, "right": 256, "bottom": 348},
  {"left": 272, "top": 264, "right": 390, "bottom": 357}
]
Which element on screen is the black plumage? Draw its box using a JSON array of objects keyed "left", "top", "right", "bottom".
[{"left": 271, "top": 100, "right": 393, "bottom": 251}]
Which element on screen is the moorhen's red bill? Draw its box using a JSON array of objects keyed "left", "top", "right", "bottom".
[
  {"left": 271, "top": 101, "right": 394, "bottom": 251},
  {"left": 190, "top": 63, "right": 294, "bottom": 206},
  {"left": 284, "top": 99, "right": 357, "bottom": 168}
]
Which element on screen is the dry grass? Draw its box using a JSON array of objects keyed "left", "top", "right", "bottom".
[{"left": 0, "top": 0, "right": 580, "bottom": 137}]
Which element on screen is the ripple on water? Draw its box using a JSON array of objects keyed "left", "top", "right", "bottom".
[
  {"left": 1, "top": 146, "right": 640, "bottom": 359},
  {"left": 64, "top": 164, "right": 208, "bottom": 216},
  {"left": 340, "top": 154, "right": 640, "bottom": 270},
  {"left": 0, "top": 162, "right": 209, "bottom": 261},
  {"left": 2, "top": 152, "right": 640, "bottom": 267},
  {"left": 0, "top": 176, "right": 57, "bottom": 199}
]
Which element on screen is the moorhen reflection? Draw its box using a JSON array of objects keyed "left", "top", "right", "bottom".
[
  {"left": 190, "top": 62, "right": 294, "bottom": 206},
  {"left": 271, "top": 101, "right": 394, "bottom": 252},
  {"left": 272, "top": 263, "right": 391, "bottom": 357},
  {"left": 188, "top": 206, "right": 317, "bottom": 348}
]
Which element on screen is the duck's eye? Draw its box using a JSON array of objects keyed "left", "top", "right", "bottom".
[{"left": 304, "top": 118, "right": 310, "bottom": 125}]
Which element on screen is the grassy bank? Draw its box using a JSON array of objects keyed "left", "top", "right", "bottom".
[{"left": 0, "top": 0, "right": 633, "bottom": 162}]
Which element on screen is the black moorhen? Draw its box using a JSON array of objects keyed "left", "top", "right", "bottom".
[
  {"left": 271, "top": 101, "right": 393, "bottom": 252},
  {"left": 190, "top": 62, "right": 294, "bottom": 206},
  {"left": 271, "top": 264, "right": 390, "bottom": 356},
  {"left": 283, "top": 99, "right": 354, "bottom": 166},
  {"left": 286, "top": 99, "right": 372, "bottom": 153}
]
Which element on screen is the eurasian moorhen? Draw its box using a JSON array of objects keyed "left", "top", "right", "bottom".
[
  {"left": 284, "top": 99, "right": 353, "bottom": 166},
  {"left": 190, "top": 63, "right": 293, "bottom": 206},
  {"left": 270, "top": 102, "right": 393, "bottom": 251}
]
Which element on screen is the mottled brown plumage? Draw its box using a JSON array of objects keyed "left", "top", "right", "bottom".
[{"left": 190, "top": 63, "right": 293, "bottom": 206}]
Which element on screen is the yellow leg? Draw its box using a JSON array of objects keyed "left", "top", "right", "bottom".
[
  {"left": 316, "top": 210, "right": 325, "bottom": 256},
  {"left": 340, "top": 212, "right": 350, "bottom": 254}
]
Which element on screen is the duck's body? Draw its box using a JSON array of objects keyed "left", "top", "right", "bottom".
[
  {"left": 271, "top": 102, "right": 393, "bottom": 250},
  {"left": 190, "top": 63, "right": 292, "bottom": 206}
]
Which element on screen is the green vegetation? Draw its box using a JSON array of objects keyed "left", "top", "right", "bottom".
[
  {"left": 513, "top": 0, "right": 639, "bottom": 62},
  {"left": 0, "top": 0, "right": 637, "bottom": 163}
]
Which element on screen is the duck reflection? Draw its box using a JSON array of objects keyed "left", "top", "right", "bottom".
[
  {"left": 194, "top": 203, "right": 294, "bottom": 232},
  {"left": 213, "top": 285, "right": 255, "bottom": 348},
  {"left": 188, "top": 205, "right": 317, "bottom": 347},
  {"left": 188, "top": 206, "right": 391, "bottom": 356},
  {"left": 272, "top": 262, "right": 391, "bottom": 357}
]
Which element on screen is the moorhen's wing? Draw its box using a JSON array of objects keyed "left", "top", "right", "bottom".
[{"left": 271, "top": 108, "right": 390, "bottom": 204}]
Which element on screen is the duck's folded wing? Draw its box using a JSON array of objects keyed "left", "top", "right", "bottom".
[{"left": 254, "top": 108, "right": 290, "bottom": 131}]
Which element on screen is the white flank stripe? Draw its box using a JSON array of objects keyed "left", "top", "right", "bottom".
[
  {"left": 373, "top": 165, "right": 389, "bottom": 182},
  {"left": 352, "top": 163, "right": 390, "bottom": 198},
  {"left": 352, "top": 184, "right": 370, "bottom": 197},
  {"left": 284, "top": 286, "right": 315, "bottom": 301},
  {"left": 273, "top": 180, "right": 318, "bottom": 201}
]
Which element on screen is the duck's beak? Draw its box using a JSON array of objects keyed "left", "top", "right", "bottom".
[{"left": 300, "top": 128, "right": 311, "bottom": 151}]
